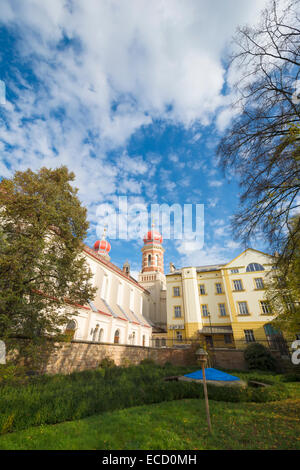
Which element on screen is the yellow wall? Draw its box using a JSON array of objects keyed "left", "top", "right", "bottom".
[{"left": 166, "top": 249, "right": 288, "bottom": 349}]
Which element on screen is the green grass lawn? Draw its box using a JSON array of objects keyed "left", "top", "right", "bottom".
[{"left": 0, "top": 396, "right": 299, "bottom": 450}]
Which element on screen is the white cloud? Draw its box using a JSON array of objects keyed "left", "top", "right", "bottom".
[
  {"left": 208, "top": 179, "right": 224, "bottom": 188},
  {"left": 207, "top": 197, "right": 219, "bottom": 208},
  {"left": 0, "top": 0, "right": 268, "bottom": 226}
]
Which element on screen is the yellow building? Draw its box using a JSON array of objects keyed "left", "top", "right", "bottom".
[{"left": 166, "top": 248, "right": 289, "bottom": 350}]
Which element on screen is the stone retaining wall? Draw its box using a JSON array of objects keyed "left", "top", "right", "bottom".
[
  {"left": 211, "top": 348, "right": 247, "bottom": 370},
  {"left": 44, "top": 340, "right": 196, "bottom": 374}
]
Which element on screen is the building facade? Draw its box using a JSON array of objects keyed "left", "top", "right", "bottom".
[
  {"left": 166, "top": 248, "right": 288, "bottom": 349},
  {"left": 66, "top": 230, "right": 153, "bottom": 347},
  {"left": 67, "top": 225, "right": 167, "bottom": 346}
]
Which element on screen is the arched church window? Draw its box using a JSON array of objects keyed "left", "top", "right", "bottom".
[
  {"left": 98, "top": 328, "right": 104, "bottom": 343},
  {"left": 132, "top": 331, "right": 136, "bottom": 345},
  {"left": 148, "top": 254, "right": 151, "bottom": 267},
  {"left": 246, "top": 263, "right": 265, "bottom": 272},
  {"left": 114, "top": 329, "right": 120, "bottom": 344},
  {"left": 92, "top": 324, "right": 99, "bottom": 342},
  {"left": 142, "top": 335, "right": 146, "bottom": 346},
  {"left": 155, "top": 254, "right": 159, "bottom": 266},
  {"left": 65, "top": 320, "right": 77, "bottom": 339}
]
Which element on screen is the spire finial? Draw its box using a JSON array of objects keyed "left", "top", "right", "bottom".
[{"left": 102, "top": 225, "right": 107, "bottom": 240}]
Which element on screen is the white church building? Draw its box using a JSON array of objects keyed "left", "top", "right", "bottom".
[{"left": 65, "top": 226, "right": 167, "bottom": 346}]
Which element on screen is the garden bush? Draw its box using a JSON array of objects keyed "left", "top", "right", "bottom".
[
  {"left": 0, "top": 364, "right": 29, "bottom": 386},
  {"left": 98, "top": 357, "right": 116, "bottom": 369},
  {"left": 139, "top": 358, "right": 156, "bottom": 366},
  {"left": 281, "top": 373, "right": 300, "bottom": 383},
  {"left": 0, "top": 363, "right": 290, "bottom": 434},
  {"left": 244, "top": 343, "right": 278, "bottom": 371}
]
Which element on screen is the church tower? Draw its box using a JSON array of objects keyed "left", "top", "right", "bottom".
[
  {"left": 138, "top": 222, "right": 167, "bottom": 330},
  {"left": 141, "top": 222, "right": 164, "bottom": 275}
]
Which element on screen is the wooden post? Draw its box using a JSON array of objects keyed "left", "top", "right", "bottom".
[{"left": 202, "top": 362, "right": 212, "bottom": 433}]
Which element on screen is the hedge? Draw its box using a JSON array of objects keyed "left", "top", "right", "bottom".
[{"left": 0, "top": 364, "right": 291, "bottom": 434}]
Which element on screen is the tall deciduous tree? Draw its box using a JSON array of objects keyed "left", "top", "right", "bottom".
[
  {"left": 217, "top": 0, "right": 300, "bottom": 332},
  {"left": 266, "top": 215, "right": 300, "bottom": 335},
  {"left": 0, "top": 166, "right": 96, "bottom": 352},
  {"left": 217, "top": 0, "right": 300, "bottom": 255}
]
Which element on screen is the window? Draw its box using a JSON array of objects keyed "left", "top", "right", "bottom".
[
  {"left": 216, "top": 283, "right": 223, "bottom": 294},
  {"left": 98, "top": 328, "right": 104, "bottom": 342},
  {"left": 92, "top": 324, "right": 99, "bottom": 341},
  {"left": 231, "top": 268, "right": 239, "bottom": 274},
  {"left": 244, "top": 329, "right": 255, "bottom": 343},
  {"left": 142, "top": 335, "right": 146, "bottom": 346},
  {"left": 255, "top": 278, "right": 264, "bottom": 289},
  {"left": 238, "top": 301, "right": 249, "bottom": 315},
  {"left": 246, "top": 263, "right": 265, "bottom": 272},
  {"left": 219, "top": 304, "right": 227, "bottom": 317},
  {"left": 65, "top": 320, "right": 77, "bottom": 339},
  {"left": 199, "top": 284, "right": 206, "bottom": 295},
  {"left": 173, "top": 287, "right": 180, "bottom": 297},
  {"left": 201, "top": 305, "right": 209, "bottom": 317},
  {"left": 260, "top": 301, "right": 271, "bottom": 315},
  {"left": 117, "top": 282, "right": 123, "bottom": 306},
  {"left": 176, "top": 331, "right": 183, "bottom": 342},
  {"left": 155, "top": 254, "right": 159, "bottom": 266},
  {"left": 130, "top": 289, "right": 134, "bottom": 311},
  {"left": 114, "top": 330, "right": 120, "bottom": 344},
  {"left": 224, "top": 334, "right": 232, "bottom": 344},
  {"left": 174, "top": 306, "right": 182, "bottom": 318},
  {"left": 101, "top": 274, "right": 109, "bottom": 300},
  {"left": 283, "top": 295, "right": 296, "bottom": 313},
  {"left": 205, "top": 336, "right": 213, "bottom": 348},
  {"left": 233, "top": 279, "right": 243, "bottom": 291}
]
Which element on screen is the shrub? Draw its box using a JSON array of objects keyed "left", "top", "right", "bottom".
[
  {"left": 0, "top": 364, "right": 290, "bottom": 435},
  {"left": 120, "top": 358, "right": 133, "bottom": 368},
  {"left": 244, "top": 343, "right": 278, "bottom": 372},
  {"left": 0, "top": 364, "right": 29, "bottom": 386},
  {"left": 281, "top": 373, "right": 300, "bottom": 383},
  {"left": 139, "top": 358, "right": 156, "bottom": 366},
  {"left": 99, "top": 357, "right": 116, "bottom": 369},
  {"left": 163, "top": 361, "right": 172, "bottom": 368}
]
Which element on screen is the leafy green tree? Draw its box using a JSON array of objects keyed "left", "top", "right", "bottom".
[
  {"left": 0, "top": 166, "right": 96, "bottom": 358},
  {"left": 266, "top": 215, "right": 300, "bottom": 335}
]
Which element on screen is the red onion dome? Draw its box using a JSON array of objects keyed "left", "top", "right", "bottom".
[
  {"left": 94, "top": 239, "right": 111, "bottom": 253},
  {"left": 143, "top": 229, "right": 163, "bottom": 244}
]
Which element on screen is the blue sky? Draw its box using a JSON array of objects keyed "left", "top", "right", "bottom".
[{"left": 0, "top": 0, "right": 271, "bottom": 278}]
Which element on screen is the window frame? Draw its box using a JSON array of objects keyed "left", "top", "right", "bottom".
[
  {"left": 237, "top": 301, "right": 250, "bottom": 316},
  {"left": 218, "top": 303, "right": 227, "bottom": 317},
  {"left": 174, "top": 305, "right": 182, "bottom": 318},
  {"left": 201, "top": 304, "right": 209, "bottom": 317},
  {"left": 215, "top": 282, "right": 223, "bottom": 294},
  {"left": 199, "top": 284, "right": 206, "bottom": 295},
  {"left": 233, "top": 279, "right": 244, "bottom": 291},
  {"left": 244, "top": 329, "right": 255, "bottom": 343},
  {"left": 173, "top": 286, "right": 180, "bottom": 297},
  {"left": 254, "top": 277, "right": 265, "bottom": 290}
]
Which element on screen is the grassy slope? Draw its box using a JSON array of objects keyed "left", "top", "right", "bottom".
[{"left": 0, "top": 396, "right": 299, "bottom": 450}]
